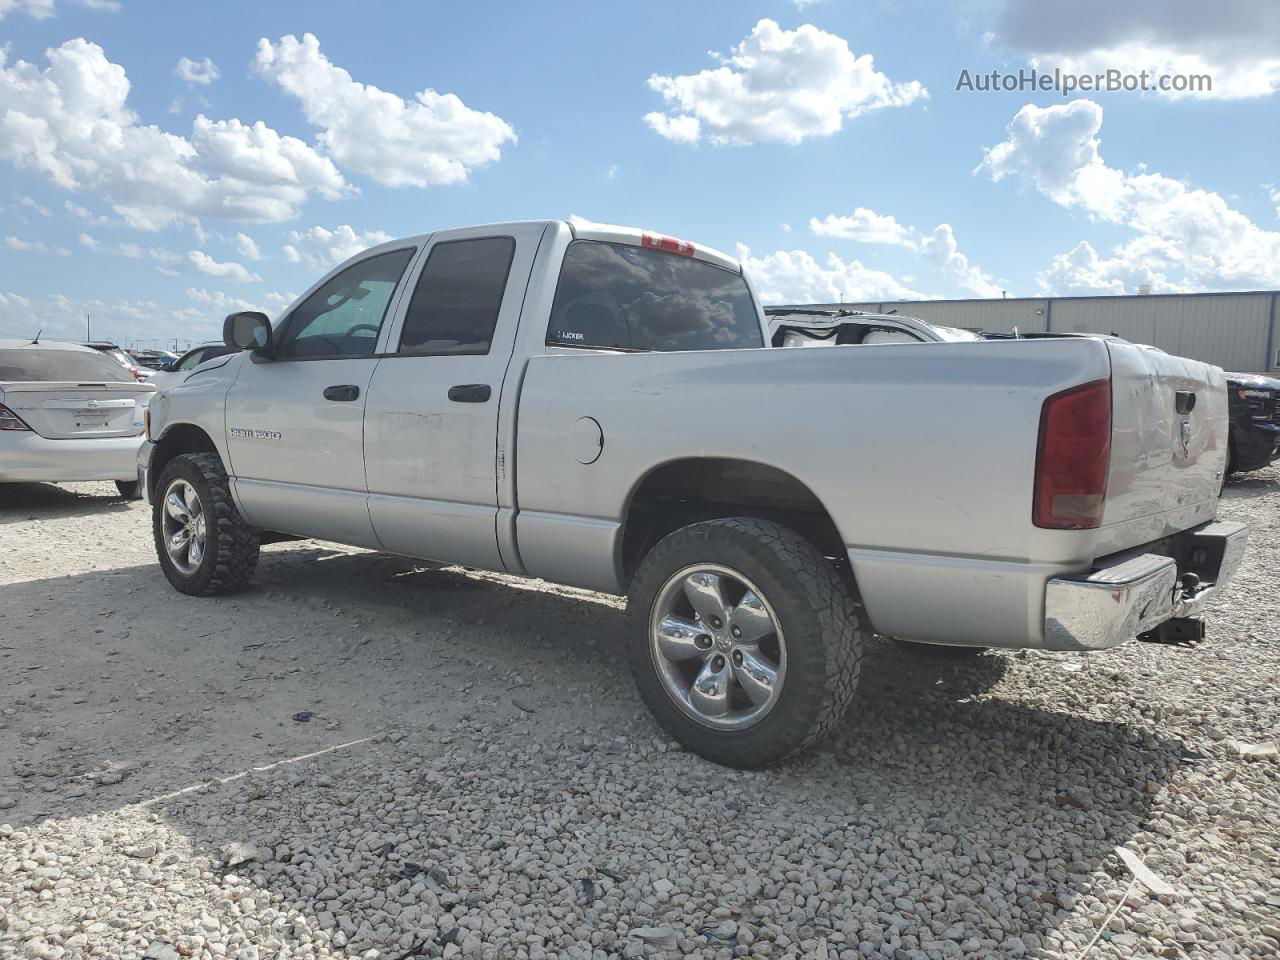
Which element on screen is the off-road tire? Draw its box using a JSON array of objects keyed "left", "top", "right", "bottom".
[
  {"left": 154, "top": 452, "right": 259, "bottom": 596},
  {"left": 114, "top": 479, "right": 140, "bottom": 499},
  {"left": 895, "top": 639, "right": 988, "bottom": 657},
  {"left": 626, "top": 517, "right": 863, "bottom": 768}
]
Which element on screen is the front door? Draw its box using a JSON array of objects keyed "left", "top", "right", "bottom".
[
  {"left": 224, "top": 245, "right": 419, "bottom": 547},
  {"left": 364, "top": 225, "right": 544, "bottom": 570}
]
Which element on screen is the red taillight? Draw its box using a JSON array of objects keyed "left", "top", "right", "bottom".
[
  {"left": 641, "top": 232, "right": 695, "bottom": 257},
  {"left": 0, "top": 403, "right": 32, "bottom": 431},
  {"left": 1033, "top": 379, "right": 1111, "bottom": 529}
]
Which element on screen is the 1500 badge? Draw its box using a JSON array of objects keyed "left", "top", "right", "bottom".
[{"left": 230, "top": 427, "right": 282, "bottom": 440}]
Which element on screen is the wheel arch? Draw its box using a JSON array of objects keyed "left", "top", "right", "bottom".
[
  {"left": 148, "top": 423, "right": 220, "bottom": 501},
  {"left": 618, "top": 456, "right": 848, "bottom": 585}
]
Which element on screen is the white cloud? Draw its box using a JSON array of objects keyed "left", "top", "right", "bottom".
[
  {"left": 918, "top": 224, "right": 1004, "bottom": 298},
  {"left": 78, "top": 232, "right": 97, "bottom": 249},
  {"left": 188, "top": 250, "right": 262, "bottom": 283},
  {"left": 281, "top": 224, "right": 392, "bottom": 268},
  {"left": 234, "top": 232, "right": 262, "bottom": 261},
  {"left": 64, "top": 200, "right": 110, "bottom": 225},
  {"left": 18, "top": 196, "right": 51, "bottom": 216},
  {"left": 809, "top": 207, "right": 1002, "bottom": 295},
  {"left": 606, "top": 164, "right": 618, "bottom": 180},
  {"left": 184, "top": 286, "right": 293, "bottom": 319},
  {"left": 5, "top": 235, "right": 70, "bottom": 255},
  {"left": 176, "top": 56, "right": 219, "bottom": 86},
  {"left": 0, "top": 0, "right": 55, "bottom": 17},
  {"left": 1035, "top": 240, "right": 1183, "bottom": 296},
  {"left": 980, "top": 99, "right": 1280, "bottom": 292},
  {"left": 0, "top": 39, "right": 351, "bottom": 231},
  {"left": 810, "top": 207, "right": 918, "bottom": 247},
  {"left": 116, "top": 242, "right": 143, "bottom": 258},
  {"left": 0, "top": 0, "right": 115, "bottom": 19},
  {"left": 736, "top": 243, "right": 925, "bottom": 303},
  {"left": 989, "top": 0, "right": 1280, "bottom": 100},
  {"left": 0, "top": 293, "right": 203, "bottom": 346},
  {"left": 185, "top": 287, "right": 260, "bottom": 313},
  {"left": 263, "top": 290, "right": 297, "bottom": 309},
  {"left": 255, "top": 33, "right": 516, "bottom": 189},
  {"left": 645, "top": 19, "right": 926, "bottom": 146}
]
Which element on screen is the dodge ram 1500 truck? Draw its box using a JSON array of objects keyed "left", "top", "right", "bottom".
[{"left": 139, "top": 220, "right": 1248, "bottom": 767}]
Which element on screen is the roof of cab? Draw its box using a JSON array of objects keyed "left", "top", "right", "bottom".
[
  {"left": 565, "top": 219, "right": 741, "bottom": 273},
  {"left": 357, "top": 219, "right": 742, "bottom": 274}
]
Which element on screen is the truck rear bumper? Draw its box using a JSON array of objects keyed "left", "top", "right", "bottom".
[{"left": 1043, "top": 520, "right": 1248, "bottom": 651}]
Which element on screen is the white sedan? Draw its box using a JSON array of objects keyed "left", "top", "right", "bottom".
[{"left": 0, "top": 339, "right": 155, "bottom": 497}]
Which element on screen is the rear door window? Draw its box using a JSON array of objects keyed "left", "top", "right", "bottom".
[
  {"left": 397, "top": 237, "right": 516, "bottom": 356},
  {"left": 547, "top": 241, "right": 763, "bottom": 352},
  {"left": 0, "top": 348, "right": 137, "bottom": 382}
]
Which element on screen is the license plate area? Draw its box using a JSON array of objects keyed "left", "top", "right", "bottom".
[{"left": 74, "top": 409, "right": 110, "bottom": 429}]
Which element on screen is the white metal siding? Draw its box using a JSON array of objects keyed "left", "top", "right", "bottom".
[{"left": 780, "top": 292, "right": 1279, "bottom": 372}]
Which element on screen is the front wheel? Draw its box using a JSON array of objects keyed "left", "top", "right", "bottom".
[
  {"left": 153, "top": 452, "right": 260, "bottom": 596},
  {"left": 626, "top": 518, "right": 864, "bottom": 768}
]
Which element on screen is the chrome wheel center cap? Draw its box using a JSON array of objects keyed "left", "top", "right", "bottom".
[{"left": 715, "top": 634, "right": 733, "bottom": 653}]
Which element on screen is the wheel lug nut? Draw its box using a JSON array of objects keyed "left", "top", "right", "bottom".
[
  {"left": 695, "top": 634, "right": 712, "bottom": 649},
  {"left": 732, "top": 650, "right": 743, "bottom": 667},
  {"left": 710, "top": 616, "right": 723, "bottom": 629},
  {"left": 731, "top": 626, "right": 742, "bottom": 639},
  {"left": 711, "top": 655, "right": 725, "bottom": 671}
]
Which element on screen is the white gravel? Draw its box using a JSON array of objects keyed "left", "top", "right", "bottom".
[{"left": 1, "top": 472, "right": 1277, "bottom": 960}]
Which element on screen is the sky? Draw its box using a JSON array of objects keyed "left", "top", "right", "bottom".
[{"left": 0, "top": 0, "right": 1278, "bottom": 348}]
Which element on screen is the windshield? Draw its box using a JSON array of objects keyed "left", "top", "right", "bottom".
[{"left": 0, "top": 347, "right": 141, "bottom": 382}]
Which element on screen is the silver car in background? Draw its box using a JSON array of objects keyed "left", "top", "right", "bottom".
[{"left": 0, "top": 340, "right": 155, "bottom": 497}]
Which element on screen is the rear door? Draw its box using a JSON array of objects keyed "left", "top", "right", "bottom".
[
  {"left": 0, "top": 347, "right": 152, "bottom": 438},
  {"left": 363, "top": 224, "right": 544, "bottom": 571},
  {"left": 223, "top": 245, "right": 418, "bottom": 547}
]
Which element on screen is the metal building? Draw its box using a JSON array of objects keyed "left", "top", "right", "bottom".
[{"left": 778, "top": 290, "right": 1280, "bottom": 374}]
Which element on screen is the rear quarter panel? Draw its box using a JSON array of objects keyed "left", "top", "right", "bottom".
[{"left": 514, "top": 338, "right": 1113, "bottom": 644}]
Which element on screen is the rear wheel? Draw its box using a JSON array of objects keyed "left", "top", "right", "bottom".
[
  {"left": 626, "top": 518, "right": 863, "bottom": 768},
  {"left": 114, "top": 479, "right": 140, "bottom": 499},
  {"left": 153, "top": 452, "right": 259, "bottom": 596}
]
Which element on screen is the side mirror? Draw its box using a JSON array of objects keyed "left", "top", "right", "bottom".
[{"left": 224, "top": 311, "right": 273, "bottom": 354}]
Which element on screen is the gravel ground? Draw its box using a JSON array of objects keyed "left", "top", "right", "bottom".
[{"left": 0, "top": 471, "right": 1277, "bottom": 960}]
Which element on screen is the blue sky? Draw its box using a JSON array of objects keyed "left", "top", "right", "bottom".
[{"left": 1, "top": 0, "right": 1278, "bottom": 347}]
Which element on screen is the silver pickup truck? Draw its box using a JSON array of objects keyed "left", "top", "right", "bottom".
[{"left": 139, "top": 219, "right": 1247, "bottom": 767}]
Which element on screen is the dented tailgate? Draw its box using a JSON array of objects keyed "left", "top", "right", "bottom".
[{"left": 1096, "top": 341, "right": 1228, "bottom": 554}]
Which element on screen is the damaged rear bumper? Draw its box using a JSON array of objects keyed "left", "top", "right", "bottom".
[{"left": 1043, "top": 520, "right": 1248, "bottom": 652}]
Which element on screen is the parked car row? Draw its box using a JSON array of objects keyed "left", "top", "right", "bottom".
[{"left": 133, "top": 219, "right": 1249, "bottom": 768}]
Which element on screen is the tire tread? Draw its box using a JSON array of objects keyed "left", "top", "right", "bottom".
[
  {"left": 154, "top": 452, "right": 259, "bottom": 596},
  {"left": 627, "top": 517, "right": 863, "bottom": 767}
]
